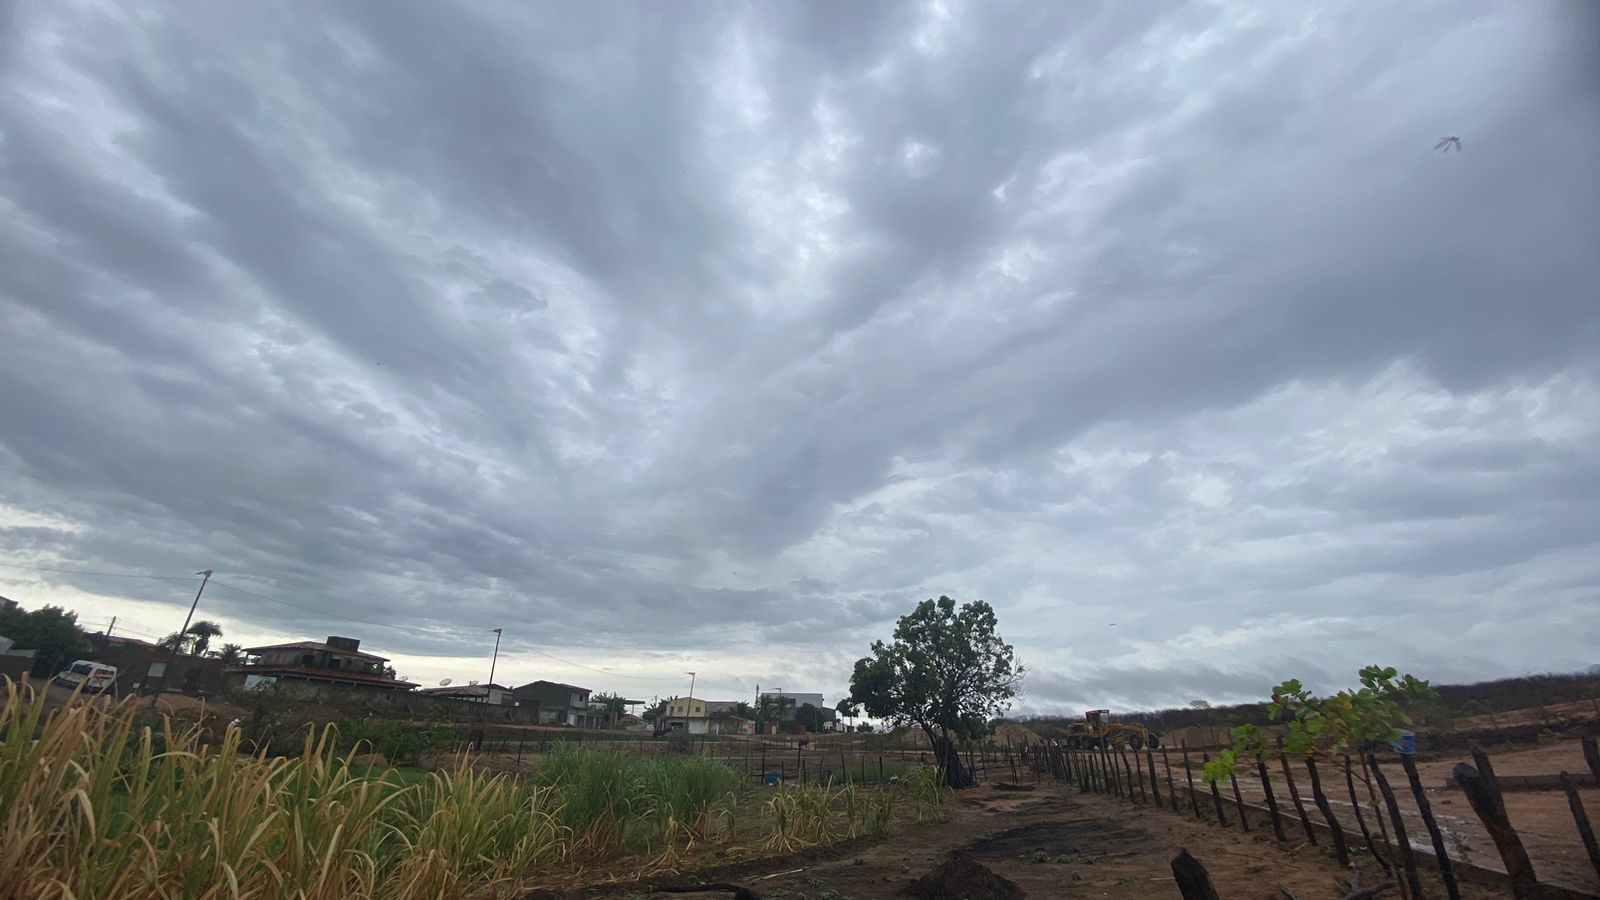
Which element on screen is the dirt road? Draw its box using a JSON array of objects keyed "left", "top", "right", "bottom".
[{"left": 541, "top": 781, "right": 1520, "bottom": 899}]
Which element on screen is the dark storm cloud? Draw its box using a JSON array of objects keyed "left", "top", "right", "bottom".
[{"left": 2, "top": 0, "right": 1596, "bottom": 708}]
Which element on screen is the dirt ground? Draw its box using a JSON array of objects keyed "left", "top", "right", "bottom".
[
  {"left": 1452, "top": 699, "right": 1600, "bottom": 733},
  {"left": 534, "top": 781, "right": 1520, "bottom": 900},
  {"left": 1223, "top": 739, "right": 1598, "bottom": 896}
]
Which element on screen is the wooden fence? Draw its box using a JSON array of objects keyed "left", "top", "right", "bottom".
[{"left": 1007, "top": 732, "right": 1600, "bottom": 900}]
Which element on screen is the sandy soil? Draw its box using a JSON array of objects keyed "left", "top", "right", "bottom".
[{"left": 534, "top": 781, "right": 1520, "bottom": 899}]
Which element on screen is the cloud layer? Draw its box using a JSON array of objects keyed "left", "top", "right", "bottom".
[{"left": 3, "top": 0, "right": 1597, "bottom": 712}]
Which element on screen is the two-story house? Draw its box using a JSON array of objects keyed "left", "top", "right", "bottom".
[
  {"left": 663, "top": 698, "right": 754, "bottom": 735},
  {"left": 661, "top": 696, "right": 709, "bottom": 734},
  {"left": 230, "top": 636, "right": 413, "bottom": 691},
  {"left": 511, "top": 680, "right": 597, "bottom": 726}
]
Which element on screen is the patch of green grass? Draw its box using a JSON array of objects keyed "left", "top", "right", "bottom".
[{"left": 343, "top": 761, "right": 433, "bottom": 788}]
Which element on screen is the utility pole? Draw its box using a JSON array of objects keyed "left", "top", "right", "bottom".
[
  {"left": 487, "top": 628, "right": 503, "bottom": 698},
  {"left": 686, "top": 671, "right": 696, "bottom": 699},
  {"left": 150, "top": 569, "right": 212, "bottom": 708},
  {"left": 105, "top": 616, "right": 116, "bottom": 638}
]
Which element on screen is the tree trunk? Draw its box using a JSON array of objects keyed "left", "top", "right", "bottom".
[{"left": 927, "top": 727, "right": 974, "bottom": 789}]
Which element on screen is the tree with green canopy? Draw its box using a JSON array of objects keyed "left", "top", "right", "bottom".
[
  {"left": 794, "top": 702, "right": 827, "bottom": 732},
  {"left": 591, "top": 691, "right": 628, "bottom": 728},
  {"left": 0, "top": 603, "right": 91, "bottom": 677},
  {"left": 836, "top": 698, "right": 858, "bottom": 730},
  {"left": 184, "top": 620, "right": 224, "bottom": 656},
  {"left": 849, "top": 595, "right": 1023, "bottom": 788},
  {"left": 643, "top": 695, "right": 678, "bottom": 725}
]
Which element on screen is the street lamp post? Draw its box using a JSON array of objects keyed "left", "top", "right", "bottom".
[
  {"left": 487, "top": 628, "right": 503, "bottom": 701},
  {"left": 685, "top": 671, "right": 696, "bottom": 700}
]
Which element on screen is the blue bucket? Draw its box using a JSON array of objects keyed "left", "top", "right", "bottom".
[
  {"left": 763, "top": 772, "right": 782, "bottom": 786},
  {"left": 1391, "top": 730, "right": 1416, "bottom": 755}
]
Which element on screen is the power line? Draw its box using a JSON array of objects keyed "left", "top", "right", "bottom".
[
  {"left": 207, "top": 578, "right": 457, "bottom": 639},
  {"left": 216, "top": 582, "right": 753, "bottom": 692},
  {"left": 207, "top": 579, "right": 735, "bottom": 687},
  {"left": 0, "top": 562, "right": 196, "bottom": 581},
  {"left": 4, "top": 563, "right": 764, "bottom": 693}
]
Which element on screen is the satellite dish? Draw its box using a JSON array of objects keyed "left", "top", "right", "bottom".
[
  {"left": 439, "top": 677, "right": 453, "bottom": 686},
  {"left": 399, "top": 676, "right": 409, "bottom": 682},
  {"left": 468, "top": 679, "right": 479, "bottom": 686}
]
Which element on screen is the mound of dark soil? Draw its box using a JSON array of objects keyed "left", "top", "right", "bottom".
[{"left": 902, "top": 856, "right": 1026, "bottom": 900}]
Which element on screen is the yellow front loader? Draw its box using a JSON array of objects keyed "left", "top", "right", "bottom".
[{"left": 1064, "top": 709, "right": 1160, "bottom": 749}]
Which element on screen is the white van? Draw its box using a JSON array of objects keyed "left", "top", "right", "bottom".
[{"left": 57, "top": 660, "right": 119, "bottom": 694}]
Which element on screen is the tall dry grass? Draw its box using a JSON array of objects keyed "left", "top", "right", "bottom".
[
  {"left": 0, "top": 681, "right": 922, "bottom": 898},
  {"left": 0, "top": 682, "right": 737, "bottom": 899}
]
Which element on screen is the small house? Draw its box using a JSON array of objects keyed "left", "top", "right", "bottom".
[{"left": 512, "top": 680, "right": 598, "bottom": 727}]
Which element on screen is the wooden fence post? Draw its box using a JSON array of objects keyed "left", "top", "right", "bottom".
[
  {"left": 1345, "top": 754, "right": 1392, "bottom": 875},
  {"left": 1370, "top": 753, "right": 1424, "bottom": 900},
  {"left": 1120, "top": 746, "right": 1141, "bottom": 802},
  {"left": 1277, "top": 740, "right": 1317, "bottom": 844},
  {"left": 1453, "top": 747, "right": 1537, "bottom": 899},
  {"left": 1229, "top": 770, "right": 1250, "bottom": 831},
  {"left": 1583, "top": 735, "right": 1600, "bottom": 780},
  {"left": 1258, "top": 758, "right": 1288, "bottom": 843},
  {"left": 1305, "top": 757, "right": 1350, "bottom": 866},
  {"left": 1170, "top": 849, "right": 1222, "bottom": 900},
  {"left": 1182, "top": 743, "right": 1201, "bottom": 819},
  {"left": 1104, "top": 745, "right": 1122, "bottom": 797},
  {"left": 1147, "top": 746, "right": 1163, "bottom": 808},
  {"left": 1203, "top": 753, "right": 1229, "bottom": 826},
  {"left": 1398, "top": 752, "right": 1459, "bottom": 900},
  {"left": 1560, "top": 772, "right": 1600, "bottom": 884},
  {"left": 1162, "top": 746, "right": 1179, "bottom": 812}
]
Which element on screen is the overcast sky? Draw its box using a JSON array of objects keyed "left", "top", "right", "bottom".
[{"left": 2, "top": 1, "right": 1597, "bottom": 716}]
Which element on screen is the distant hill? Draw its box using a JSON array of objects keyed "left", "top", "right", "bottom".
[{"left": 1001, "top": 669, "right": 1600, "bottom": 738}]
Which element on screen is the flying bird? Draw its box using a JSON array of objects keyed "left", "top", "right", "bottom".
[{"left": 1434, "top": 136, "right": 1462, "bottom": 152}]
